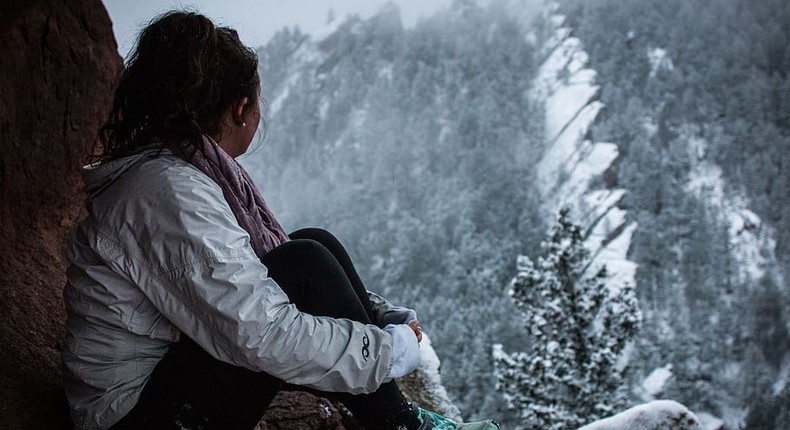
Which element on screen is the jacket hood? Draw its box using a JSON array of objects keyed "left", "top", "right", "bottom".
[{"left": 82, "top": 147, "right": 166, "bottom": 201}]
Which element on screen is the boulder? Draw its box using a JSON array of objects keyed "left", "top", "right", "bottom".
[
  {"left": 0, "top": 0, "right": 122, "bottom": 428},
  {"left": 257, "top": 391, "right": 346, "bottom": 430},
  {"left": 578, "top": 400, "right": 702, "bottom": 430}
]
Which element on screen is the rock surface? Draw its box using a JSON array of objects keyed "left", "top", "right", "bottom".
[
  {"left": 257, "top": 391, "right": 346, "bottom": 430},
  {"left": 0, "top": 0, "right": 122, "bottom": 428},
  {"left": 577, "top": 400, "right": 702, "bottom": 430}
]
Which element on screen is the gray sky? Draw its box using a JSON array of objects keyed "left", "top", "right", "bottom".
[{"left": 102, "top": 0, "right": 454, "bottom": 59}]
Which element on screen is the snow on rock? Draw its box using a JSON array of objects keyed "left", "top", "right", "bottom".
[
  {"left": 532, "top": 12, "right": 637, "bottom": 295},
  {"left": 539, "top": 137, "right": 617, "bottom": 214},
  {"left": 773, "top": 356, "right": 790, "bottom": 395},
  {"left": 577, "top": 400, "right": 702, "bottom": 430},
  {"left": 648, "top": 47, "right": 675, "bottom": 78},
  {"left": 582, "top": 195, "right": 627, "bottom": 250},
  {"left": 695, "top": 412, "right": 725, "bottom": 430},
  {"left": 267, "top": 72, "right": 298, "bottom": 116},
  {"left": 544, "top": 78, "right": 600, "bottom": 143},
  {"left": 591, "top": 223, "right": 639, "bottom": 295},
  {"left": 417, "top": 333, "right": 462, "bottom": 420},
  {"left": 264, "top": 37, "right": 317, "bottom": 117},
  {"left": 399, "top": 332, "right": 463, "bottom": 421},
  {"left": 641, "top": 365, "right": 674, "bottom": 400},
  {"left": 685, "top": 137, "right": 780, "bottom": 286}
]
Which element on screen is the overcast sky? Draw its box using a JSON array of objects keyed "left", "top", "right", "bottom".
[{"left": 102, "top": 0, "right": 455, "bottom": 59}]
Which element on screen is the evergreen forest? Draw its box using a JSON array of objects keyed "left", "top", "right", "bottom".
[{"left": 241, "top": 0, "right": 790, "bottom": 427}]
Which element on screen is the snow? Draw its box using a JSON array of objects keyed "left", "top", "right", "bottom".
[
  {"left": 550, "top": 14, "right": 566, "bottom": 27},
  {"left": 773, "top": 355, "right": 790, "bottom": 395},
  {"left": 696, "top": 412, "right": 725, "bottom": 430},
  {"left": 313, "top": 14, "right": 355, "bottom": 43},
  {"left": 535, "top": 35, "right": 597, "bottom": 105},
  {"left": 267, "top": 72, "right": 300, "bottom": 116},
  {"left": 536, "top": 102, "right": 606, "bottom": 198},
  {"left": 562, "top": 141, "right": 618, "bottom": 197},
  {"left": 577, "top": 189, "right": 627, "bottom": 229},
  {"left": 378, "top": 64, "right": 394, "bottom": 81},
  {"left": 590, "top": 222, "right": 638, "bottom": 295},
  {"left": 266, "top": 36, "right": 318, "bottom": 117},
  {"left": 648, "top": 47, "right": 675, "bottom": 78},
  {"left": 545, "top": 80, "right": 600, "bottom": 143},
  {"left": 318, "top": 97, "right": 330, "bottom": 120},
  {"left": 540, "top": 26, "right": 572, "bottom": 59},
  {"left": 685, "top": 137, "right": 780, "bottom": 286},
  {"left": 583, "top": 205, "right": 627, "bottom": 254},
  {"left": 642, "top": 365, "right": 673, "bottom": 399},
  {"left": 578, "top": 400, "right": 701, "bottom": 430},
  {"left": 686, "top": 160, "right": 724, "bottom": 205},
  {"left": 416, "top": 333, "right": 463, "bottom": 421},
  {"left": 532, "top": 12, "right": 638, "bottom": 314}
]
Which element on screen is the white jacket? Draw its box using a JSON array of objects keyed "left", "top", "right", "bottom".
[{"left": 62, "top": 149, "right": 394, "bottom": 430}]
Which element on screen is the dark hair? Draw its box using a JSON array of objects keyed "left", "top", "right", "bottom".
[{"left": 98, "top": 11, "right": 260, "bottom": 161}]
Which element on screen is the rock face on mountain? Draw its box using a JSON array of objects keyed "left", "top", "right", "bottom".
[
  {"left": 0, "top": 0, "right": 122, "bottom": 428},
  {"left": 532, "top": 9, "right": 637, "bottom": 303}
]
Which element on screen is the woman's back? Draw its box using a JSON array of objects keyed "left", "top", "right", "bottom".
[{"left": 63, "top": 151, "right": 197, "bottom": 428}]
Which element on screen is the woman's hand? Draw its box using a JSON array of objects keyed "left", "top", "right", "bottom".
[{"left": 409, "top": 320, "right": 423, "bottom": 343}]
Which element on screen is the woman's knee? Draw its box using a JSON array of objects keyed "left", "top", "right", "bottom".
[
  {"left": 288, "top": 228, "right": 339, "bottom": 246},
  {"left": 278, "top": 237, "right": 329, "bottom": 257},
  {"left": 262, "top": 239, "right": 339, "bottom": 275}
]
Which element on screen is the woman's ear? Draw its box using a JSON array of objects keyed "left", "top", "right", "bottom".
[{"left": 233, "top": 97, "right": 250, "bottom": 125}]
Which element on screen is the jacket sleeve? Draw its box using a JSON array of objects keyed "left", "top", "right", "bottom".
[
  {"left": 91, "top": 161, "right": 392, "bottom": 394},
  {"left": 368, "top": 291, "right": 419, "bottom": 327},
  {"left": 367, "top": 291, "right": 394, "bottom": 325}
]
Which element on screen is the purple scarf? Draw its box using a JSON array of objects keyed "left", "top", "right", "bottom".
[{"left": 188, "top": 135, "right": 289, "bottom": 257}]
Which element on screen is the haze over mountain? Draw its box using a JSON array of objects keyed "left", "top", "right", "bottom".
[{"left": 242, "top": 0, "right": 790, "bottom": 428}]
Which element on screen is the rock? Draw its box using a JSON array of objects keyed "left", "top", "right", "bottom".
[
  {"left": 577, "top": 400, "right": 702, "bottom": 430},
  {"left": 257, "top": 391, "right": 346, "bottom": 430},
  {"left": 0, "top": 0, "right": 122, "bottom": 428},
  {"left": 397, "top": 333, "right": 463, "bottom": 421}
]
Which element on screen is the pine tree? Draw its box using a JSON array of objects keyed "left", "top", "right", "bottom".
[{"left": 493, "top": 208, "right": 641, "bottom": 429}]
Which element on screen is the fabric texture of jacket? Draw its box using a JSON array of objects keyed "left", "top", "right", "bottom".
[{"left": 62, "top": 149, "right": 394, "bottom": 430}]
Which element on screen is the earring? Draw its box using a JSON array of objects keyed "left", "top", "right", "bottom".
[{"left": 242, "top": 122, "right": 247, "bottom": 127}]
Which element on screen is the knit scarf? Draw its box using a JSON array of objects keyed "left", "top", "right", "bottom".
[{"left": 188, "top": 135, "right": 289, "bottom": 257}]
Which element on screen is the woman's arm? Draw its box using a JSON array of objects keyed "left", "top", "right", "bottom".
[
  {"left": 90, "top": 158, "right": 393, "bottom": 394},
  {"left": 368, "top": 291, "right": 422, "bottom": 341}
]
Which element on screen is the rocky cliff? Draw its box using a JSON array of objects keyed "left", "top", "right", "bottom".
[
  {"left": 0, "top": 0, "right": 121, "bottom": 428},
  {"left": 532, "top": 6, "right": 638, "bottom": 306}
]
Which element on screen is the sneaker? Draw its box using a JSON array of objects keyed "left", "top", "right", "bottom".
[{"left": 414, "top": 405, "right": 500, "bottom": 430}]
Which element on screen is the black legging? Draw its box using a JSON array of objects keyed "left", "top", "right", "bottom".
[{"left": 111, "top": 228, "right": 420, "bottom": 430}]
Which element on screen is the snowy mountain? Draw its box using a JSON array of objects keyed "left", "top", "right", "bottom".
[
  {"left": 242, "top": 0, "right": 790, "bottom": 427},
  {"left": 530, "top": 7, "right": 637, "bottom": 313},
  {"left": 556, "top": 0, "right": 790, "bottom": 428},
  {"left": 244, "top": 2, "right": 546, "bottom": 423}
]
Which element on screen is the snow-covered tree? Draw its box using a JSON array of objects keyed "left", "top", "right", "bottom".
[{"left": 493, "top": 208, "right": 641, "bottom": 429}]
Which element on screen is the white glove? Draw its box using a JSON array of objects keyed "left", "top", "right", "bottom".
[{"left": 384, "top": 324, "right": 421, "bottom": 379}]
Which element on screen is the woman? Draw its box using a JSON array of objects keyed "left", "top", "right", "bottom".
[{"left": 61, "top": 10, "right": 497, "bottom": 430}]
